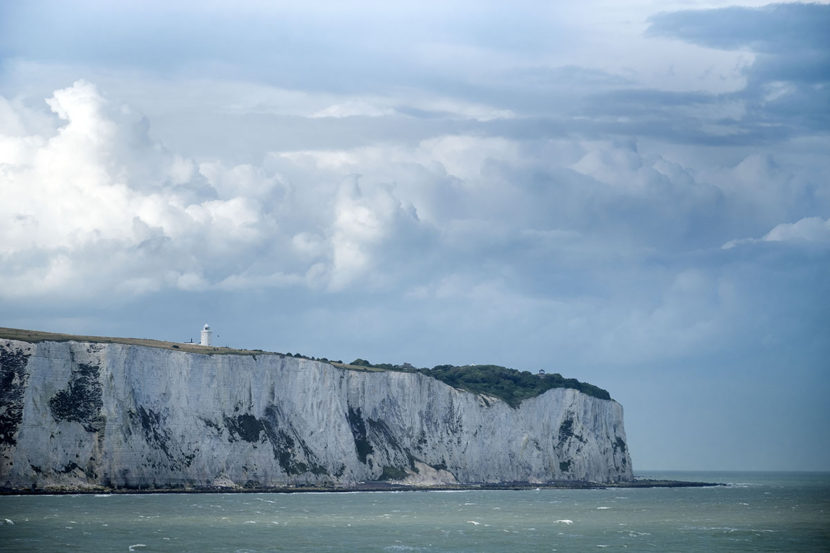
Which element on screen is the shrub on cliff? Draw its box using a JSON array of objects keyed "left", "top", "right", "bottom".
[{"left": 423, "top": 364, "right": 611, "bottom": 407}]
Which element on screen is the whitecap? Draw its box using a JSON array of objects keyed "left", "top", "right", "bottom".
[
  {"left": 467, "top": 520, "right": 480, "bottom": 526},
  {"left": 128, "top": 545, "right": 146, "bottom": 552},
  {"left": 553, "top": 519, "right": 573, "bottom": 525},
  {"left": 3, "top": 518, "right": 13, "bottom": 525},
  {"left": 596, "top": 506, "right": 610, "bottom": 510}
]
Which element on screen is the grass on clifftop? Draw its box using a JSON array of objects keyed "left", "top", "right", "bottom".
[
  {"left": 0, "top": 327, "right": 267, "bottom": 356},
  {"left": 1, "top": 327, "right": 612, "bottom": 405}
]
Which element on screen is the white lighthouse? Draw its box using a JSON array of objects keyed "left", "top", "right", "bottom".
[{"left": 200, "top": 324, "right": 212, "bottom": 346}]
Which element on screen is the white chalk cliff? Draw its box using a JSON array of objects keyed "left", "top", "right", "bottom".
[{"left": 0, "top": 338, "right": 632, "bottom": 491}]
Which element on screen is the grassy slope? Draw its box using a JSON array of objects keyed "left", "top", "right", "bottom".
[{"left": 0, "top": 327, "right": 267, "bottom": 355}]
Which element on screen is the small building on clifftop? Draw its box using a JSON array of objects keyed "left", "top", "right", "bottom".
[{"left": 200, "top": 324, "right": 212, "bottom": 346}]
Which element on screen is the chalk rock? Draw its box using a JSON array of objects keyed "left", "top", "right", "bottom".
[{"left": 0, "top": 338, "right": 632, "bottom": 490}]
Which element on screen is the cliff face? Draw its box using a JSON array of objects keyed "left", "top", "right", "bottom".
[{"left": 0, "top": 338, "right": 632, "bottom": 491}]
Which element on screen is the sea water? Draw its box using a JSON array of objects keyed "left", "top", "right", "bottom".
[{"left": 0, "top": 472, "right": 827, "bottom": 552}]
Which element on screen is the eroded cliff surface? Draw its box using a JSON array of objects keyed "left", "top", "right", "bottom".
[{"left": 0, "top": 338, "right": 632, "bottom": 491}]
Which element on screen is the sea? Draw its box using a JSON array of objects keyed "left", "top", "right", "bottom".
[{"left": 0, "top": 472, "right": 827, "bottom": 552}]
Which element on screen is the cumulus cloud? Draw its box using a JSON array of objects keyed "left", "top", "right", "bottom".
[
  {"left": 0, "top": 81, "right": 289, "bottom": 300},
  {"left": 0, "top": 81, "right": 447, "bottom": 300},
  {"left": 0, "top": 70, "right": 825, "bottom": 374},
  {"left": 725, "top": 216, "right": 830, "bottom": 248},
  {"left": 764, "top": 217, "right": 830, "bottom": 244}
]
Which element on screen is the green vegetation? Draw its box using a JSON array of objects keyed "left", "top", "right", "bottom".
[
  {"left": 337, "top": 359, "right": 415, "bottom": 372},
  {"left": 338, "top": 359, "right": 612, "bottom": 407},
  {"left": 424, "top": 365, "right": 611, "bottom": 407}
]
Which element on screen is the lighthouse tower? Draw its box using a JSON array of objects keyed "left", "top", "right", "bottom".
[{"left": 200, "top": 324, "right": 212, "bottom": 346}]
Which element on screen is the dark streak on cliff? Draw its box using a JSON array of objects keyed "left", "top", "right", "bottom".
[
  {"left": 613, "top": 436, "right": 629, "bottom": 469},
  {"left": 347, "top": 407, "right": 373, "bottom": 463},
  {"left": 262, "top": 405, "right": 328, "bottom": 476},
  {"left": 130, "top": 406, "right": 195, "bottom": 470},
  {"left": 366, "top": 417, "right": 412, "bottom": 467},
  {"left": 49, "top": 362, "right": 104, "bottom": 433},
  {"left": 558, "top": 415, "right": 586, "bottom": 445},
  {"left": 225, "top": 414, "right": 265, "bottom": 443},
  {"left": 0, "top": 344, "right": 30, "bottom": 446}
]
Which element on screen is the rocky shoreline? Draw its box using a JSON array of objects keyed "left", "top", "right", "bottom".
[{"left": 0, "top": 479, "right": 722, "bottom": 495}]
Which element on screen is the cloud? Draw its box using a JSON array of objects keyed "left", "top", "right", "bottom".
[
  {"left": 647, "top": 2, "right": 830, "bottom": 136},
  {"left": 3, "top": 80, "right": 827, "bottom": 330},
  {"left": 0, "top": 81, "right": 287, "bottom": 300},
  {"left": 329, "top": 178, "right": 425, "bottom": 290},
  {"left": 0, "top": 81, "right": 452, "bottom": 300},
  {"left": 647, "top": 3, "right": 830, "bottom": 55},
  {"left": 8, "top": 2, "right": 823, "bottom": 156},
  {"left": 725, "top": 216, "right": 830, "bottom": 248},
  {"left": 764, "top": 216, "right": 830, "bottom": 243}
]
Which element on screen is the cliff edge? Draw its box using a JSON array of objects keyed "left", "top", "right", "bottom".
[{"left": 0, "top": 332, "right": 632, "bottom": 491}]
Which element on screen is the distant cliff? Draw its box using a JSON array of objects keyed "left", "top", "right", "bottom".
[{"left": 0, "top": 332, "right": 632, "bottom": 491}]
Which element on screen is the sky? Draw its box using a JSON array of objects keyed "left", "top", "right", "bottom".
[{"left": 1, "top": 0, "right": 828, "bottom": 472}]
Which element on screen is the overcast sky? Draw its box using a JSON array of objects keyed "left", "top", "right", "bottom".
[{"left": 1, "top": 1, "right": 828, "bottom": 472}]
